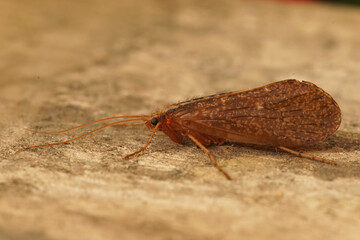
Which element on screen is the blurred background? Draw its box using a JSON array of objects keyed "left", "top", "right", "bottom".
[
  {"left": 272, "top": 0, "right": 360, "bottom": 5},
  {"left": 0, "top": 1, "right": 359, "bottom": 240}
]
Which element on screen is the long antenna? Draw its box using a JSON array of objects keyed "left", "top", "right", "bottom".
[
  {"left": 16, "top": 119, "right": 146, "bottom": 154},
  {"left": 25, "top": 115, "right": 149, "bottom": 134}
]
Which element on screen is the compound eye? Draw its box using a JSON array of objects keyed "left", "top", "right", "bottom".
[{"left": 151, "top": 117, "right": 159, "bottom": 126}]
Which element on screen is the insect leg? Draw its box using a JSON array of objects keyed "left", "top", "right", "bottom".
[
  {"left": 124, "top": 122, "right": 160, "bottom": 159},
  {"left": 187, "top": 134, "right": 231, "bottom": 180},
  {"left": 278, "top": 146, "right": 337, "bottom": 165}
]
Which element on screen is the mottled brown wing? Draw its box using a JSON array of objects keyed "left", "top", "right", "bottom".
[{"left": 168, "top": 80, "right": 341, "bottom": 147}]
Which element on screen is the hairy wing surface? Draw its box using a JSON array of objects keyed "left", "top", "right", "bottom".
[{"left": 172, "top": 80, "right": 341, "bottom": 147}]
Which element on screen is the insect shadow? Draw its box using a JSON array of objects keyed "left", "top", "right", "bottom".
[{"left": 327, "top": 130, "right": 360, "bottom": 151}]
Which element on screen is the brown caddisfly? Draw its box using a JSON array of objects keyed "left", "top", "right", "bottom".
[{"left": 16, "top": 79, "right": 341, "bottom": 180}]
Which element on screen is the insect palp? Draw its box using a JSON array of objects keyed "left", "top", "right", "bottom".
[{"left": 151, "top": 117, "right": 159, "bottom": 126}]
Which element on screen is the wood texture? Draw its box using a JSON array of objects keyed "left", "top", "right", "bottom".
[{"left": 1, "top": 1, "right": 360, "bottom": 240}]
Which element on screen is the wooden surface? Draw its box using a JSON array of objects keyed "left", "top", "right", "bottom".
[{"left": 1, "top": 1, "right": 360, "bottom": 240}]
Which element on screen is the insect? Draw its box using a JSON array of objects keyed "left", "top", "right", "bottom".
[{"left": 16, "top": 79, "right": 341, "bottom": 180}]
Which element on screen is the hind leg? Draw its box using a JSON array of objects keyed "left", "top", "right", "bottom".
[{"left": 278, "top": 146, "right": 337, "bottom": 165}]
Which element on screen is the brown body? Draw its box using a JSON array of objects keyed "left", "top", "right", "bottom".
[
  {"left": 148, "top": 79, "right": 341, "bottom": 148},
  {"left": 17, "top": 79, "right": 342, "bottom": 180}
]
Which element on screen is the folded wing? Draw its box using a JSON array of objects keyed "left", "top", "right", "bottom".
[{"left": 170, "top": 80, "right": 341, "bottom": 147}]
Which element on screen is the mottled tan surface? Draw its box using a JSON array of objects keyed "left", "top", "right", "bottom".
[{"left": 1, "top": 1, "right": 360, "bottom": 240}]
